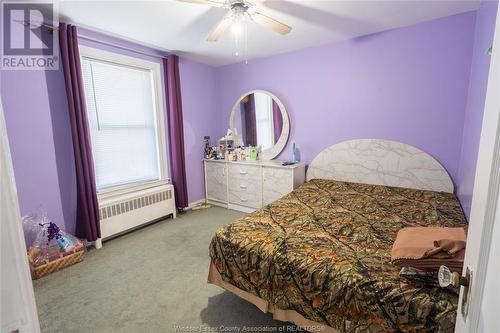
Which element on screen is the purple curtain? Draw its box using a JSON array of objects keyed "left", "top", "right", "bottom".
[
  {"left": 272, "top": 101, "right": 282, "bottom": 143},
  {"left": 59, "top": 23, "right": 100, "bottom": 241},
  {"left": 243, "top": 94, "right": 257, "bottom": 146},
  {"left": 164, "top": 55, "right": 188, "bottom": 210}
]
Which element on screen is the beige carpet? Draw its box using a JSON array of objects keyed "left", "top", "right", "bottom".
[{"left": 33, "top": 207, "right": 304, "bottom": 333}]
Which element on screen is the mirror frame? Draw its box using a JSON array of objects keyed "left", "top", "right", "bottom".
[{"left": 229, "top": 90, "right": 290, "bottom": 160}]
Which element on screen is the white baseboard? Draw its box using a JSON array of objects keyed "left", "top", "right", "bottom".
[{"left": 186, "top": 199, "right": 206, "bottom": 210}]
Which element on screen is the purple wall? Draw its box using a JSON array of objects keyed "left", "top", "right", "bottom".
[
  {"left": 217, "top": 12, "right": 478, "bottom": 191},
  {"left": 2, "top": 27, "right": 219, "bottom": 234},
  {"left": 179, "top": 58, "right": 220, "bottom": 203},
  {"left": 2, "top": 6, "right": 496, "bottom": 234},
  {"left": 1, "top": 68, "right": 68, "bottom": 231},
  {"left": 457, "top": 1, "right": 498, "bottom": 219}
]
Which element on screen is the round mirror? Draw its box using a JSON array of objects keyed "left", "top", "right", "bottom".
[{"left": 229, "top": 90, "right": 290, "bottom": 160}]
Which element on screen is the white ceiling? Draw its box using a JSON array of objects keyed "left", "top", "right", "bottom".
[{"left": 55, "top": 0, "right": 481, "bottom": 67}]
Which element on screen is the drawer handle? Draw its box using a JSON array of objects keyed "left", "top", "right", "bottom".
[
  {"left": 239, "top": 171, "right": 248, "bottom": 175},
  {"left": 240, "top": 184, "right": 248, "bottom": 189},
  {"left": 240, "top": 198, "right": 248, "bottom": 202}
]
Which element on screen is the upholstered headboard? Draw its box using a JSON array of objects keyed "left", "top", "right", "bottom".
[{"left": 306, "top": 139, "right": 454, "bottom": 193}]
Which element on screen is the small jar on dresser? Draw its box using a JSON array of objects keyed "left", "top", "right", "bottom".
[{"left": 204, "top": 159, "right": 306, "bottom": 213}]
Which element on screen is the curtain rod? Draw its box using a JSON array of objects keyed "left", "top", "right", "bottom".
[
  {"left": 15, "top": 19, "right": 171, "bottom": 59},
  {"left": 77, "top": 34, "right": 170, "bottom": 60}
]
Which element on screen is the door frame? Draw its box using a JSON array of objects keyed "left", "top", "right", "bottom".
[{"left": 454, "top": 5, "right": 500, "bottom": 332}]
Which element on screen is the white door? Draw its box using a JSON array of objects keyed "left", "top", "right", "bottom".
[
  {"left": 478, "top": 191, "right": 500, "bottom": 332},
  {"left": 454, "top": 7, "right": 500, "bottom": 333},
  {"left": 0, "top": 98, "right": 40, "bottom": 332}
]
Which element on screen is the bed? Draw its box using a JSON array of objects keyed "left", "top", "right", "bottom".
[{"left": 207, "top": 139, "right": 467, "bottom": 332}]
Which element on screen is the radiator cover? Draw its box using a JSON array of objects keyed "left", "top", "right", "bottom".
[{"left": 98, "top": 184, "right": 176, "bottom": 239}]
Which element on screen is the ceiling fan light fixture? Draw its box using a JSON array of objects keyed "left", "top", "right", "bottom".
[
  {"left": 231, "top": 15, "right": 243, "bottom": 38},
  {"left": 178, "top": 0, "right": 290, "bottom": 62},
  {"left": 231, "top": 15, "right": 247, "bottom": 59}
]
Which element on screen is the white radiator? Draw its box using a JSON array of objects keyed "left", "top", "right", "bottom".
[{"left": 99, "top": 184, "right": 176, "bottom": 239}]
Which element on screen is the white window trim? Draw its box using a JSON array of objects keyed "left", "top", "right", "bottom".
[{"left": 78, "top": 45, "right": 169, "bottom": 200}]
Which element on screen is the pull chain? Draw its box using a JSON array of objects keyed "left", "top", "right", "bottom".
[{"left": 244, "top": 17, "right": 248, "bottom": 65}]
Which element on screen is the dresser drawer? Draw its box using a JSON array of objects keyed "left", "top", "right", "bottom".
[
  {"left": 204, "top": 160, "right": 305, "bottom": 212},
  {"left": 228, "top": 183, "right": 262, "bottom": 209},
  {"left": 228, "top": 164, "right": 261, "bottom": 182},
  {"left": 228, "top": 166, "right": 262, "bottom": 208}
]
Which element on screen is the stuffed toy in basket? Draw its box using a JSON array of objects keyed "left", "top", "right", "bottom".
[{"left": 23, "top": 213, "right": 85, "bottom": 279}]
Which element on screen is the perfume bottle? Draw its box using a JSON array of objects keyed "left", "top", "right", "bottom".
[{"left": 291, "top": 142, "right": 298, "bottom": 163}]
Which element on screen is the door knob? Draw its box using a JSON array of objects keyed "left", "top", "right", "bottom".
[
  {"left": 438, "top": 265, "right": 469, "bottom": 288},
  {"left": 438, "top": 265, "right": 473, "bottom": 319}
]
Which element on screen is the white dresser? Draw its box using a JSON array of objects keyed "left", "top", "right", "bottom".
[{"left": 204, "top": 159, "right": 306, "bottom": 213}]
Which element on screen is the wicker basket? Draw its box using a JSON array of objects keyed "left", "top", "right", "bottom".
[{"left": 28, "top": 247, "right": 85, "bottom": 279}]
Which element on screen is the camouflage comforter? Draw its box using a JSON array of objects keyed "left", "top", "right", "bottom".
[{"left": 209, "top": 179, "right": 467, "bottom": 332}]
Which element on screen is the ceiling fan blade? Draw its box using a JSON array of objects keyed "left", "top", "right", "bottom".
[
  {"left": 251, "top": 11, "right": 291, "bottom": 35},
  {"left": 207, "top": 15, "right": 232, "bottom": 42},
  {"left": 176, "top": 0, "right": 225, "bottom": 8}
]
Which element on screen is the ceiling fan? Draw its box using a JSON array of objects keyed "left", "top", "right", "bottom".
[{"left": 177, "top": 0, "right": 292, "bottom": 42}]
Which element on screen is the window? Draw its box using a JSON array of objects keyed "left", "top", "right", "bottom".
[
  {"left": 254, "top": 92, "right": 274, "bottom": 150},
  {"left": 80, "top": 46, "right": 167, "bottom": 192}
]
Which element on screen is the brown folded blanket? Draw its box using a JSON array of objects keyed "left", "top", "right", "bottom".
[{"left": 391, "top": 227, "right": 466, "bottom": 272}]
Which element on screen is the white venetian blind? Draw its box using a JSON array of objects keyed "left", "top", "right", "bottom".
[{"left": 81, "top": 58, "right": 161, "bottom": 190}]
